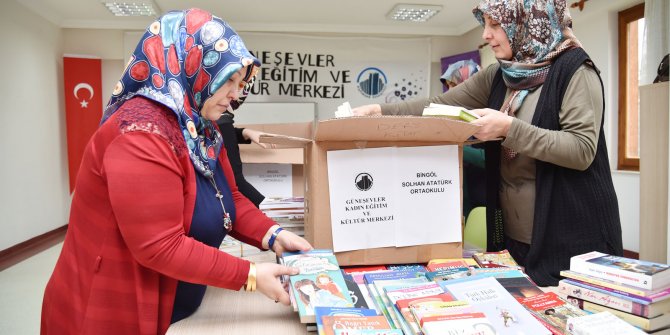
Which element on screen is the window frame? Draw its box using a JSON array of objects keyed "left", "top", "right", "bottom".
[{"left": 617, "top": 3, "right": 644, "bottom": 171}]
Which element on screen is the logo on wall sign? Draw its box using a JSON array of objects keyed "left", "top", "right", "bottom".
[
  {"left": 356, "top": 67, "right": 387, "bottom": 98},
  {"left": 355, "top": 173, "right": 374, "bottom": 191}
]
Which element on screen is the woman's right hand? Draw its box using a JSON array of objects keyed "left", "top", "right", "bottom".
[
  {"left": 351, "top": 104, "right": 382, "bottom": 116},
  {"left": 255, "top": 263, "right": 299, "bottom": 306}
]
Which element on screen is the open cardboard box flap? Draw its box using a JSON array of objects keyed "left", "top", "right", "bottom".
[{"left": 258, "top": 116, "right": 480, "bottom": 147}]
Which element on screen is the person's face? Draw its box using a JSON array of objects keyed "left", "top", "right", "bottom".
[
  {"left": 481, "top": 14, "right": 512, "bottom": 61},
  {"left": 200, "top": 68, "right": 246, "bottom": 121}
]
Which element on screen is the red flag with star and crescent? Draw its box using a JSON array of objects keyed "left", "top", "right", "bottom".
[{"left": 63, "top": 56, "right": 103, "bottom": 193}]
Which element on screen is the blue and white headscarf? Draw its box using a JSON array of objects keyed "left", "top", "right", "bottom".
[{"left": 101, "top": 8, "right": 260, "bottom": 177}]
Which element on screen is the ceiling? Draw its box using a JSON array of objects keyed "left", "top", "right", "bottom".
[{"left": 15, "top": 0, "right": 642, "bottom": 37}]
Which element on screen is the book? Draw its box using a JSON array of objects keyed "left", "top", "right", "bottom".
[
  {"left": 363, "top": 270, "right": 427, "bottom": 327},
  {"left": 495, "top": 276, "right": 543, "bottom": 301},
  {"left": 560, "top": 270, "right": 670, "bottom": 302},
  {"left": 333, "top": 330, "right": 403, "bottom": 335},
  {"left": 420, "top": 312, "right": 495, "bottom": 335},
  {"left": 421, "top": 103, "right": 480, "bottom": 122},
  {"left": 314, "top": 307, "right": 378, "bottom": 335},
  {"left": 566, "top": 311, "right": 647, "bottom": 335},
  {"left": 520, "top": 292, "right": 588, "bottom": 334},
  {"left": 473, "top": 249, "right": 520, "bottom": 268},
  {"left": 283, "top": 250, "right": 354, "bottom": 323},
  {"left": 441, "top": 277, "right": 551, "bottom": 335},
  {"left": 569, "top": 297, "right": 670, "bottom": 331},
  {"left": 342, "top": 273, "right": 370, "bottom": 309},
  {"left": 322, "top": 315, "right": 391, "bottom": 335},
  {"left": 558, "top": 279, "right": 670, "bottom": 318},
  {"left": 384, "top": 283, "right": 449, "bottom": 335},
  {"left": 569, "top": 251, "right": 670, "bottom": 290},
  {"left": 409, "top": 300, "right": 472, "bottom": 328},
  {"left": 396, "top": 294, "right": 457, "bottom": 335}
]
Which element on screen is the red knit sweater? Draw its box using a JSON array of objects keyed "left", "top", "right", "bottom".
[{"left": 41, "top": 97, "right": 275, "bottom": 334}]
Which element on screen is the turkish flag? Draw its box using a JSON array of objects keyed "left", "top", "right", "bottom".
[{"left": 63, "top": 56, "right": 103, "bottom": 193}]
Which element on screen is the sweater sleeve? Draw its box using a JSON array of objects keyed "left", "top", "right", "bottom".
[
  {"left": 502, "top": 66, "right": 603, "bottom": 170},
  {"left": 104, "top": 132, "right": 249, "bottom": 290},
  {"left": 218, "top": 144, "right": 276, "bottom": 248}
]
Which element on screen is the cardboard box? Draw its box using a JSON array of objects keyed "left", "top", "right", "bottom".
[
  {"left": 238, "top": 122, "right": 311, "bottom": 197},
  {"left": 260, "top": 116, "right": 479, "bottom": 266}
]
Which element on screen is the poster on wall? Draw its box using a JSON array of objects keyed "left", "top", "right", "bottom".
[
  {"left": 439, "top": 50, "right": 481, "bottom": 92},
  {"left": 238, "top": 33, "right": 431, "bottom": 120},
  {"left": 63, "top": 56, "right": 103, "bottom": 193}
]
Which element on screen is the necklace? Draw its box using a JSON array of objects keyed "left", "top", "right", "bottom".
[{"left": 208, "top": 176, "right": 232, "bottom": 232}]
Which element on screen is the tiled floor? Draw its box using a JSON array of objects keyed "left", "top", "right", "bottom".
[{"left": 0, "top": 242, "right": 62, "bottom": 334}]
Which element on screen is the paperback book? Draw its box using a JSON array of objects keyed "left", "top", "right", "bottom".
[
  {"left": 520, "top": 291, "right": 587, "bottom": 334},
  {"left": 560, "top": 270, "right": 670, "bottom": 302},
  {"left": 441, "top": 277, "right": 551, "bottom": 335},
  {"left": 558, "top": 278, "right": 670, "bottom": 318},
  {"left": 566, "top": 311, "right": 647, "bottom": 335},
  {"left": 569, "top": 297, "right": 670, "bottom": 331},
  {"left": 569, "top": 251, "right": 670, "bottom": 290},
  {"left": 422, "top": 103, "right": 480, "bottom": 122},
  {"left": 322, "top": 315, "right": 391, "bottom": 335},
  {"left": 283, "top": 250, "right": 354, "bottom": 323},
  {"left": 314, "top": 307, "right": 378, "bottom": 335}
]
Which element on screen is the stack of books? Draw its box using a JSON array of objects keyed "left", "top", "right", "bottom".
[
  {"left": 259, "top": 196, "right": 305, "bottom": 236},
  {"left": 558, "top": 251, "right": 670, "bottom": 334}
]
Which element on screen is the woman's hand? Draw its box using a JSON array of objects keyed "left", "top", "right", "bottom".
[
  {"left": 272, "top": 229, "right": 312, "bottom": 256},
  {"left": 242, "top": 128, "right": 278, "bottom": 149},
  {"left": 470, "top": 108, "right": 513, "bottom": 141},
  {"left": 351, "top": 104, "right": 382, "bottom": 116},
  {"left": 255, "top": 263, "right": 299, "bottom": 305}
]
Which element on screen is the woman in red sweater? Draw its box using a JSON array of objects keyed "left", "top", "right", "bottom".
[{"left": 41, "top": 8, "right": 312, "bottom": 334}]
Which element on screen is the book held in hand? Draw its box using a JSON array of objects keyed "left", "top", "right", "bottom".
[
  {"left": 283, "top": 249, "right": 354, "bottom": 323},
  {"left": 569, "top": 251, "right": 670, "bottom": 290},
  {"left": 422, "top": 103, "right": 480, "bottom": 122}
]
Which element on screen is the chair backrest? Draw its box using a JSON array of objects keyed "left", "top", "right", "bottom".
[{"left": 464, "top": 206, "right": 487, "bottom": 250}]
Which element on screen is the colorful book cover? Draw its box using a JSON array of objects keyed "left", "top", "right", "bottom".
[
  {"left": 314, "top": 307, "right": 378, "bottom": 335},
  {"left": 436, "top": 269, "right": 526, "bottom": 292},
  {"left": 373, "top": 277, "right": 428, "bottom": 331},
  {"left": 427, "top": 258, "right": 479, "bottom": 267},
  {"left": 570, "top": 251, "right": 670, "bottom": 290},
  {"left": 566, "top": 311, "right": 647, "bottom": 335},
  {"left": 420, "top": 312, "right": 495, "bottom": 335},
  {"left": 426, "top": 259, "right": 477, "bottom": 272},
  {"left": 384, "top": 282, "right": 447, "bottom": 335},
  {"left": 284, "top": 250, "right": 354, "bottom": 323},
  {"left": 560, "top": 270, "right": 670, "bottom": 302},
  {"left": 425, "top": 267, "right": 470, "bottom": 281},
  {"left": 441, "top": 277, "right": 551, "bottom": 335},
  {"left": 496, "top": 276, "right": 544, "bottom": 300},
  {"left": 559, "top": 279, "right": 670, "bottom": 318},
  {"left": 387, "top": 264, "right": 427, "bottom": 272},
  {"left": 395, "top": 293, "right": 456, "bottom": 335},
  {"left": 473, "top": 249, "right": 520, "bottom": 268},
  {"left": 322, "top": 315, "right": 391, "bottom": 335},
  {"left": 363, "top": 270, "right": 427, "bottom": 327},
  {"left": 520, "top": 292, "right": 587, "bottom": 334},
  {"left": 342, "top": 273, "right": 370, "bottom": 309}
]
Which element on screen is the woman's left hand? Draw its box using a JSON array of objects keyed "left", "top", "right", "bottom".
[
  {"left": 470, "top": 108, "right": 514, "bottom": 141},
  {"left": 272, "top": 229, "right": 312, "bottom": 256}
]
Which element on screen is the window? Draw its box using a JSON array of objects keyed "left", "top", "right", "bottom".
[{"left": 617, "top": 3, "right": 645, "bottom": 171}]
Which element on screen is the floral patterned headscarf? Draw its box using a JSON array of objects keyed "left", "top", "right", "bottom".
[
  {"left": 101, "top": 8, "right": 260, "bottom": 177},
  {"left": 473, "top": 0, "right": 581, "bottom": 117}
]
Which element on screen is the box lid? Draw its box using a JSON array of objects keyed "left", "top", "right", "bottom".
[{"left": 259, "top": 116, "right": 480, "bottom": 147}]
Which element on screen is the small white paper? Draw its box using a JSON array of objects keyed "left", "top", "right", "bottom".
[
  {"left": 394, "top": 145, "right": 462, "bottom": 247},
  {"left": 326, "top": 145, "right": 462, "bottom": 252},
  {"left": 243, "top": 163, "right": 293, "bottom": 198},
  {"left": 327, "top": 147, "right": 397, "bottom": 252}
]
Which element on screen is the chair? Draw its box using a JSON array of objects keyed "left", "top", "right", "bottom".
[{"left": 464, "top": 206, "right": 487, "bottom": 250}]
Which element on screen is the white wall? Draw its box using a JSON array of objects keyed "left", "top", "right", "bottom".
[{"left": 0, "top": 1, "right": 68, "bottom": 250}]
